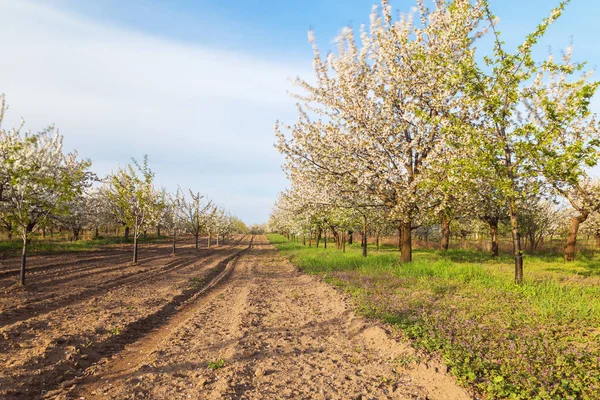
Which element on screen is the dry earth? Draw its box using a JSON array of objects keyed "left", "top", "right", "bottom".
[{"left": 1, "top": 236, "right": 470, "bottom": 399}]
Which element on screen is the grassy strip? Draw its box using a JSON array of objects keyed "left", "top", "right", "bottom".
[
  {"left": 267, "top": 234, "right": 600, "bottom": 399},
  {"left": 0, "top": 235, "right": 169, "bottom": 256}
]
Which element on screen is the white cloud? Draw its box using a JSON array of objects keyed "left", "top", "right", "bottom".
[{"left": 0, "top": 0, "right": 305, "bottom": 223}]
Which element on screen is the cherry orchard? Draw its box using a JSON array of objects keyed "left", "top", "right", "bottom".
[{"left": 272, "top": 0, "right": 600, "bottom": 283}]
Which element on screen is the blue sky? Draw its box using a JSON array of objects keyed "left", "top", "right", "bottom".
[{"left": 0, "top": 0, "right": 599, "bottom": 224}]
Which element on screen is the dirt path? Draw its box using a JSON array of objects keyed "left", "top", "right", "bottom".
[{"left": 54, "top": 236, "right": 469, "bottom": 400}]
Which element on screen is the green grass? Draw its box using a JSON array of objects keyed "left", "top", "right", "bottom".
[
  {"left": 0, "top": 235, "right": 169, "bottom": 256},
  {"left": 268, "top": 234, "right": 600, "bottom": 399}
]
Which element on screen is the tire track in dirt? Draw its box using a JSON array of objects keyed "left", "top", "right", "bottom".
[
  {"left": 44, "top": 236, "right": 255, "bottom": 400},
  {"left": 0, "top": 236, "right": 247, "bottom": 327},
  {"left": 0, "top": 237, "right": 252, "bottom": 399}
]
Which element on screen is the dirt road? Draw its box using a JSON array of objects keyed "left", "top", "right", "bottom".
[{"left": 42, "top": 236, "right": 469, "bottom": 399}]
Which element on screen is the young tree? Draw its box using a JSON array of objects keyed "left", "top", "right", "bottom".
[
  {"left": 105, "top": 156, "right": 163, "bottom": 265},
  {"left": 0, "top": 98, "right": 91, "bottom": 285},
  {"left": 85, "top": 188, "right": 114, "bottom": 238},
  {"left": 462, "top": 1, "right": 578, "bottom": 282},
  {"left": 182, "top": 191, "right": 213, "bottom": 250},
  {"left": 54, "top": 195, "right": 89, "bottom": 241},
  {"left": 161, "top": 188, "right": 185, "bottom": 255}
]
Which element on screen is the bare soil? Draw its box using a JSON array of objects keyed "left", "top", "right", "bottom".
[{"left": 1, "top": 236, "right": 469, "bottom": 399}]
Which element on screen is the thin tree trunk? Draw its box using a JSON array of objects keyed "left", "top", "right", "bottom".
[
  {"left": 565, "top": 214, "right": 587, "bottom": 262},
  {"left": 172, "top": 230, "right": 176, "bottom": 255},
  {"left": 95, "top": 227, "right": 99, "bottom": 238},
  {"left": 195, "top": 233, "right": 199, "bottom": 249},
  {"left": 348, "top": 231, "right": 353, "bottom": 245},
  {"left": 398, "top": 225, "right": 402, "bottom": 252},
  {"left": 207, "top": 232, "right": 211, "bottom": 249},
  {"left": 528, "top": 232, "right": 535, "bottom": 252},
  {"left": 303, "top": 235, "right": 306, "bottom": 246},
  {"left": 595, "top": 233, "right": 600, "bottom": 248},
  {"left": 157, "top": 225, "right": 161, "bottom": 237},
  {"left": 124, "top": 226, "right": 130, "bottom": 240},
  {"left": 342, "top": 232, "right": 346, "bottom": 252},
  {"left": 401, "top": 221, "right": 412, "bottom": 263},
  {"left": 133, "top": 235, "right": 139, "bottom": 264},
  {"left": 376, "top": 234, "right": 380, "bottom": 252},
  {"left": 461, "top": 234, "right": 467, "bottom": 249},
  {"left": 309, "top": 231, "right": 312, "bottom": 247},
  {"left": 316, "top": 229, "right": 321, "bottom": 248},
  {"left": 216, "top": 234, "right": 219, "bottom": 246},
  {"left": 505, "top": 146, "right": 524, "bottom": 283},
  {"left": 488, "top": 219, "right": 499, "bottom": 257},
  {"left": 19, "top": 228, "right": 27, "bottom": 286},
  {"left": 324, "top": 229, "right": 327, "bottom": 249},
  {"left": 509, "top": 206, "right": 523, "bottom": 284},
  {"left": 362, "top": 214, "right": 367, "bottom": 257},
  {"left": 440, "top": 215, "right": 450, "bottom": 251}
]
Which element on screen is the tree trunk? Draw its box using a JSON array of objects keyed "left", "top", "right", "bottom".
[
  {"left": 316, "top": 229, "right": 322, "bottom": 248},
  {"left": 342, "top": 231, "right": 346, "bottom": 252},
  {"left": 398, "top": 225, "right": 402, "bottom": 252},
  {"left": 461, "top": 233, "right": 467, "bottom": 249},
  {"left": 488, "top": 219, "right": 499, "bottom": 258},
  {"left": 376, "top": 234, "right": 380, "bottom": 252},
  {"left": 324, "top": 229, "right": 327, "bottom": 249},
  {"left": 124, "top": 226, "right": 130, "bottom": 240},
  {"left": 94, "top": 227, "right": 99, "bottom": 238},
  {"left": 361, "top": 214, "right": 367, "bottom": 257},
  {"left": 157, "top": 225, "right": 161, "bottom": 237},
  {"left": 309, "top": 231, "right": 312, "bottom": 248},
  {"left": 19, "top": 228, "right": 28, "bottom": 286},
  {"left": 302, "top": 235, "right": 306, "bottom": 246},
  {"left": 133, "top": 235, "right": 139, "bottom": 265},
  {"left": 42, "top": 228, "right": 46, "bottom": 239},
  {"left": 207, "top": 232, "right": 211, "bottom": 249},
  {"left": 528, "top": 232, "right": 535, "bottom": 252},
  {"left": 401, "top": 221, "right": 412, "bottom": 263},
  {"left": 195, "top": 233, "right": 199, "bottom": 249},
  {"left": 172, "top": 230, "right": 176, "bottom": 255},
  {"left": 595, "top": 233, "right": 600, "bottom": 248},
  {"left": 565, "top": 214, "right": 587, "bottom": 262},
  {"left": 216, "top": 234, "right": 219, "bottom": 246},
  {"left": 440, "top": 215, "right": 450, "bottom": 251},
  {"left": 509, "top": 206, "right": 523, "bottom": 284},
  {"left": 348, "top": 231, "right": 353, "bottom": 245}
]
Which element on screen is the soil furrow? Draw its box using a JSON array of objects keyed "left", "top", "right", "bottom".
[
  {"left": 0, "top": 237, "right": 251, "bottom": 399},
  {"left": 0, "top": 237, "right": 247, "bottom": 327}
]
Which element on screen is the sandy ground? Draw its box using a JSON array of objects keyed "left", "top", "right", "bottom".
[{"left": 34, "top": 236, "right": 471, "bottom": 400}]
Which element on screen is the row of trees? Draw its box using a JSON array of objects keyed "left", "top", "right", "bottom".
[
  {"left": 271, "top": 0, "right": 600, "bottom": 283},
  {"left": 0, "top": 95, "right": 245, "bottom": 285},
  {"left": 270, "top": 193, "right": 600, "bottom": 251}
]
